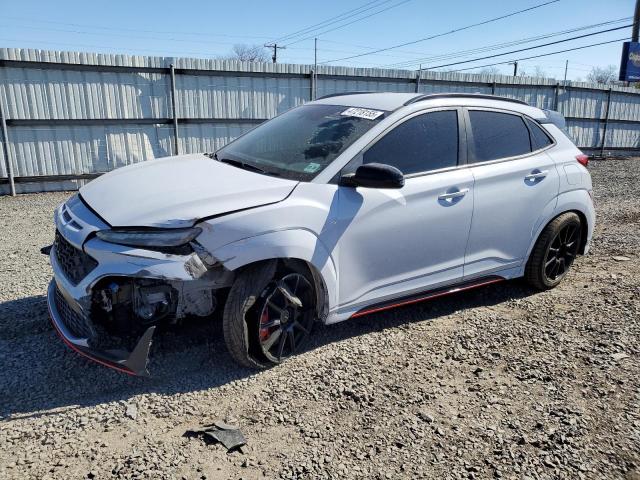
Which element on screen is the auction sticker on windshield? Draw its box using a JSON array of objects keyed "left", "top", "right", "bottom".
[
  {"left": 303, "top": 163, "right": 321, "bottom": 173},
  {"left": 340, "top": 107, "right": 384, "bottom": 120}
]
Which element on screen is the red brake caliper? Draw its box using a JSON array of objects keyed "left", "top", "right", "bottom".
[{"left": 259, "top": 308, "right": 270, "bottom": 341}]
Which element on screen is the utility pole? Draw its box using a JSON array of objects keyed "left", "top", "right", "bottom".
[
  {"left": 633, "top": 0, "right": 640, "bottom": 42},
  {"left": 313, "top": 38, "right": 318, "bottom": 100},
  {"left": 264, "top": 43, "right": 286, "bottom": 64},
  {"left": 564, "top": 60, "right": 568, "bottom": 83},
  {"left": 510, "top": 60, "right": 518, "bottom": 77},
  {"left": 314, "top": 38, "right": 318, "bottom": 70}
]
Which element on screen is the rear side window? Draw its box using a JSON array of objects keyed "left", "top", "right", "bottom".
[
  {"left": 363, "top": 110, "right": 458, "bottom": 175},
  {"left": 525, "top": 117, "right": 553, "bottom": 150},
  {"left": 468, "top": 111, "right": 531, "bottom": 162}
]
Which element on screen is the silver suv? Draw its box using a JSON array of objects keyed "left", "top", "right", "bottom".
[{"left": 47, "top": 92, "right": 595, "bottom": 375}]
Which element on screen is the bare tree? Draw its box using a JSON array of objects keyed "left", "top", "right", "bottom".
[
  {"left": 479, "top": 66, "right": 500, "bottom": 75},
  {"left": 532, "top": 65, "right": 547, "bottom": 78},
  {"left": 223, "top": 44, "right": 270, "bottom": 62},
  {"left": 586, "top": 65, "right": 617, "bottom": 84}
]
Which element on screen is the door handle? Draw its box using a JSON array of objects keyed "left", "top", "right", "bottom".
[
  {"left": 525, "top": 170, "right": 549, "bottom": 181},
  {"left": 438, "top": 188, "right": 469, "bottom": 201}
]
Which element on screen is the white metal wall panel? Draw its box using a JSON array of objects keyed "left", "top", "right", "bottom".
[
  {"left": 605, "top": 122, "right": 640, "bottom": 149},
  {"left": 6, "top": 125, "right": 174, "bottom": 176},
  {"left": 1, "top": 48, "right": 640, "bottom": 191},
  {"left": 0, "top": 68, "right": 170, "bottom": 120},
  {"left": 565, "top": 120, "right": 603, "bottom": 149},
  {"left": 608, "top": 92, "right": 640, "bottom": 121},
  {"left": 179, "top": 123, "right": 255, "bottom": 154},
  {"left": 419, "top": 82, "right": 491, "bottom": 95},
  {"left": 495, "top": 86, "right": 556, "bottom": 110},
  {"left": 177, "top": 75, "right": 308, "bottom": 119},
  {"left": 0, "top": 140, "right": 6, "bottom": 177},
  {"left": 316, "top": 78, "right": 413, "bottom": 98},
  {"left": 558, "top": 88, "right": 609, "bottom": 120}
]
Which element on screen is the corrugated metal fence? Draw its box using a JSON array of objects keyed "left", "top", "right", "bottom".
[{"left": 1, "top": 47, "right": 639, "bottom": 194}]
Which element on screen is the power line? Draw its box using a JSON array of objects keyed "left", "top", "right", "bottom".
[
  {"left": 317, "top": 38, "right": 440, "bottom": 57},
  {"left": 269, "top": 0, "right": 392, "bottom": 44},
  {"left": 0, "top": 15, "right": 273, "bottom": 39},
  {"left": 0, "top": 22, "right": 255, "bottom": 48},
  {"left": 319, "top": 0, "right": 560, "bottom": 64},
  {"left": 0, "top": 22, "right": 420, "bottom": 58},
  {"left": 282, "top": 0, "right": 414, "bottom": 47},
  {"left": 447, "top": 37, "right": 629, "bottom": 73},
  {"left": 423, "top": 24, "right": 632, "bottom": 70},
  {"left": 382, "top": 17, "right": 631, "bottom": 69}
]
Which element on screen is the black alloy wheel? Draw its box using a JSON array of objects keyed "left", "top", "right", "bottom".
[
  {"left": 256, "top": 272, "right": 315, "bottom": 363},
  {"left": 543, "top": 222, "right": 581, "bottom": 282},
  {"left": 525, "top": 212, "right": 582, "bottom": 290}
]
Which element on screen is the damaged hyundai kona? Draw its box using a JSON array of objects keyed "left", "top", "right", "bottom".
[{"left": 46, "top": 92, "right": 595, "bottom": 376}]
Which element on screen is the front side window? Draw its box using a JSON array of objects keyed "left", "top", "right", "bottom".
[
  {"left": 217, "top": 104, "right": 386, "bottom": 181},
  {"left": 468, "top": 110, "right": 532, "bottom": 162},
  {"left": 363, "top": 110, "right": 459, "bottom": 175}
]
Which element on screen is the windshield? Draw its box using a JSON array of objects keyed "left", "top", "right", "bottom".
[{"left": 216, "top": 104, "right": 386, "bottom": 181}]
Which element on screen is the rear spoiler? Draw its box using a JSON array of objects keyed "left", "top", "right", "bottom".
[{"left": 539, "top": 109, "right": 567, "bottom": 131}]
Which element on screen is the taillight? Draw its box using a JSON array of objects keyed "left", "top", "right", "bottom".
[{"left": 576, "top": 154, "right": 589, "bottom": 167}]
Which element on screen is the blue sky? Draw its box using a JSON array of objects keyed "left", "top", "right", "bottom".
[{"left": 0, "top": 0, "right": 635, "bottom": 80}]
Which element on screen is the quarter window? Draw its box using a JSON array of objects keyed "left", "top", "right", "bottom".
[
  {"left": 363, "top": 110, "right": 458, "bottom": 175},
  {"left": 525, "top": 117, "right": 553, "bottom": 150},
  {"left": 468, "top": 111, "right": 532, "bottom": 162}
]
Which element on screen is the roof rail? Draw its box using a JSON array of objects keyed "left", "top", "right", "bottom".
[
  {"left": 404, "top": 93, "right": 528, "bottom": 106},
  {"left": 317, "top": 91, "right": 375, "bottom": 100}
]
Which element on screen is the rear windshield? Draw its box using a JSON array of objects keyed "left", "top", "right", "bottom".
[{"left": 216, "top": 104, "right": 386, "bottom": 181}]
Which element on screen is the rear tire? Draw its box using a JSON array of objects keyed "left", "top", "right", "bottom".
[{"left": 525, "top": 212, "right": 582, "bottom": 290}]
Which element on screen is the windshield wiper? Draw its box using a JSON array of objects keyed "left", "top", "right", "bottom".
[
  {"left": 217, "top": 156, "right": 267, "bottom": 174},
  {"left": 211, "top": 152, "right": 281, "bottom": 177},
  {"left": 220, "top": 158, "right": 263, "bottom": 173}
]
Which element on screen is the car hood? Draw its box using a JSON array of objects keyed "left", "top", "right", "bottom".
[{"left": 80, "top": 153, "right": 299, "bottom": 227}]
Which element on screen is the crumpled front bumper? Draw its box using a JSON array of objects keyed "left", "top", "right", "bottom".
[{"left": 47, "top": 280, "right": 156, "bottom": 376}]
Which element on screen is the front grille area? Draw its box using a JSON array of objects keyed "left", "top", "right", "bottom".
[
  {"left": 54, "top": 230, "right": 98, "bottom": 285},
  {"left": 54, "top": 287, "right": 95, "bottom": 339}
]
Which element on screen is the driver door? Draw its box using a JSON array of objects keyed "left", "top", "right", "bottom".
[{"left": 334, "top": 109, "right": 475, "bottom": 310}]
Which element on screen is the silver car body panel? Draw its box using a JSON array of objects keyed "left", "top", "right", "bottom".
[
  {"left": 80, "top": 153, "right": 299, "bottom": 228},
  {"left": 47, "top": 93, "right": 596, "bottom": 366}
]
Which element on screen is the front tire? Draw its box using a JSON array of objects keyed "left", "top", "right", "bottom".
[
  {"left": 222, "top": 261, "right": 316, "bottom": 369},
  {"left": 525, "top": 212, "right": 582, "bottom": 290}
]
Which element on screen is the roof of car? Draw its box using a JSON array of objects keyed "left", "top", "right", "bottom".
[{"left": 311, "top": 92, "right": 546, "bottom": 119}]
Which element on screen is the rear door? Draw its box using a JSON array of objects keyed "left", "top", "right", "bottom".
[
  {"left": 335, "top": 108, "right": 475, "bottom": 309},
  {"left": 463, "top": 108, "right": 560, "bottom": 278}
]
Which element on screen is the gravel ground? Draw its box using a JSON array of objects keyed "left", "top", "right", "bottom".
[{"left": 1, "top": 159, "right": 639, "bottom": 480}]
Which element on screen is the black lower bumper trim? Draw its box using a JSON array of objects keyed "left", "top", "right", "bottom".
[{"left": 47, "top": 281, "right": 155, "bottom": 376}]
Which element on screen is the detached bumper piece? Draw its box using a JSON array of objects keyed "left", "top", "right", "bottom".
[{"left": 47, "top": 281, "right": 155, "bottom": 376}]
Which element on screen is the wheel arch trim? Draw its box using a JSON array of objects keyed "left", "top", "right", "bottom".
[
  {"left": 211, "top": 228, "right": 338, "bottom": 318},
  {"left": 525, "top": 190, "right": 595, "bottom": 261}
]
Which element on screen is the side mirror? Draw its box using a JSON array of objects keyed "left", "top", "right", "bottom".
[{"left": 342, "top": 163, "right": 405, "bottom": 189}]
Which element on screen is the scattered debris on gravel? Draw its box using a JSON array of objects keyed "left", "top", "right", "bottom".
[
  {"left": 185, "top": 421, "right": 247, "bottom": 452},
  {"left": 1, "top": 159, "right": 639, "bottom": 479}
]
